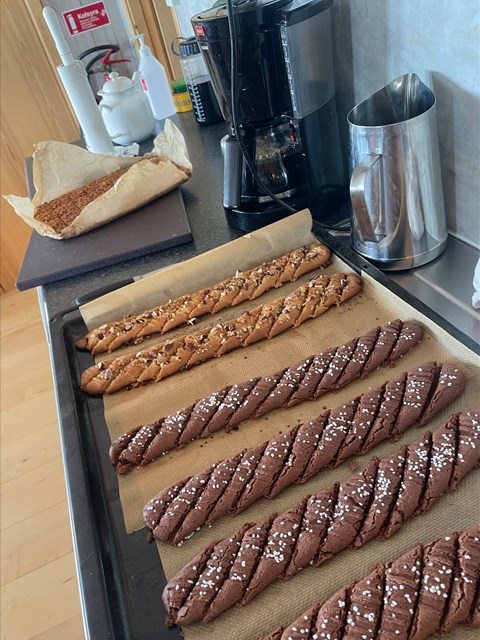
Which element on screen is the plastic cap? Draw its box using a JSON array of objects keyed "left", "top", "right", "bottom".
[
  {"left": 171, "top": 78, "right": 188, "bottom": 93},
  {"left": 130, "top": 33, "right": 151, "bottom": 56},
  {"left": 130, "top": 33, "right": 145, "bottom": 46},
  {"left": 139, "top": 44, "right": 152, "bottom": 55}
]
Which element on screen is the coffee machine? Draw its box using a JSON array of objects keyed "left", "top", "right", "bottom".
[{"left": 191, "top": 0, "right": 346, "bottom": 230}]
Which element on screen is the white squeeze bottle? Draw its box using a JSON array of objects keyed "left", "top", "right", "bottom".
[{"left": 131, "top": 34, "right": 176, "bottom": 120}]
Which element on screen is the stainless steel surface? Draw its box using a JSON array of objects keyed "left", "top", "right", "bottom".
[
  {"left": 348, "top": 73, "right": 447, "bottom": 269},
  {"left": 222, "top": 134, "right": 243, "bottom": 208},
  {"left": 280, "top": 4, "right": 335, "bottom": 118},
  {"left": 390, "top": 235, "right": 480, "bottom": 345},
  {"left": 349, "top": 153, "right": 383, "bottom": 242},
  {"left": 330, "top": 231, "right": 479, "bottom": 346}
]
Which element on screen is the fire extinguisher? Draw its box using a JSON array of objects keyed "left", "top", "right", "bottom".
[{"left": 77, "top": 45, "right": 130, "bottom": 100}]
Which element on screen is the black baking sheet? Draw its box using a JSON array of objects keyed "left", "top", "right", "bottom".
[
  {"left": 52, "top": 309, "right": 181, "bottom": 640},
  {"left": 48, "top": 243, "right": 479, "bottom": 640}
]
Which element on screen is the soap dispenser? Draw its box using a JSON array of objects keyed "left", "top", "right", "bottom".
[{"left": 130, "top": 34, "right": 176, "bottom": 121}]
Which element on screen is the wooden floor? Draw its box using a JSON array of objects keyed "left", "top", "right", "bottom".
[{"left": 1, "top": 288, "right": 84, "bottom": 640}]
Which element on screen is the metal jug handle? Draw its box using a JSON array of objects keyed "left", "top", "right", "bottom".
[
  {"left": 350, "top": 153, "right": 382, "bottom": 243},
  {"left": 170, "top": 36, "right": 186, "bottom": 57}
]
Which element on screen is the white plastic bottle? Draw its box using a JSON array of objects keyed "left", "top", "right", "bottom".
[{"left": 130, "top": 34, "right": 176, "bottom": 120}]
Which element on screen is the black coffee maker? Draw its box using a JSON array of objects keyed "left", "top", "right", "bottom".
[{"left": 191, "top": 0, "right": 346, "bottom": 231}]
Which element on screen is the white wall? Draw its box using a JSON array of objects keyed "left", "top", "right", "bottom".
[
  {"left": 173, "top": 0, "right": 213, "bottom": 38},
  {"left": 42, "top": 0, "right": 137, "bottom": 94}
]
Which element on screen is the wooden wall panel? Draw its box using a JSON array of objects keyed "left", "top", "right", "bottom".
[
  {"left": 122, "top": 0, "right": 181, "bottom": 80},
  {"left": 0, "top": 0, "right": 79, "bottom": 292},
  {"left": 152, "top": 0, "right": 182, "bottom": 79}
]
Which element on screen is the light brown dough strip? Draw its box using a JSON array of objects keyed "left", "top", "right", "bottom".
[
  {"left": 80, "top": 272, "right": 362, "bottom": 395},
  {"left": 76, "top": 242, "right": 331, "bottom": 355}
]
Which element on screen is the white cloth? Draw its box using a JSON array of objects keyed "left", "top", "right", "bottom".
[{"left": 473, "top": 257, "right": 480, "bottom": 309}]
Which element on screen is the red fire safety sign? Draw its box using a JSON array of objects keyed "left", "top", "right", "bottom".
[{"left": 63, "top": 2, "right": 110, "bottom": 36}]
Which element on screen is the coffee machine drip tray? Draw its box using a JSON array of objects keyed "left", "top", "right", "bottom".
[
  {"left": 258, "top": 187, "right": 297, "bottom": 204},
  {"left": 224, "top": 188, "right": 308, "bottom": 232}
]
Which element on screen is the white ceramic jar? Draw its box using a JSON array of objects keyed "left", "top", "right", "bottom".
[{"left": 98, "top": 72, "right": 155, "bottom": 146}]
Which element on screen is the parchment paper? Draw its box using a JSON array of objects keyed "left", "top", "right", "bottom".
[
  {"left": 80, "top": 209, "right": 315, "bottom": 327},
  {"left": 79, "top": 212, "right": 480, "bottom": 640},
  {"left": 3, "top": 119, "right": 191, "bottom": 240}
]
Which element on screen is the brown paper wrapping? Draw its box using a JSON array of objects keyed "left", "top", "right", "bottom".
[
  {"left": 3, "top": 119, "right": 191, "bottom": 240},
  {"left": 79, "top": 212, "right": 480, "bottom": 640}
]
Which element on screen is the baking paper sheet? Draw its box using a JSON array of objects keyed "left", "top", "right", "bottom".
[
  {"left": 80, "top": 209, "right": 315, "bottom": 328},
  {"left": 79, "top": 211, "right": 480, "bottom": 640},
  {"left": 3, "top": 119, "right": 191, "bottom": 239}
]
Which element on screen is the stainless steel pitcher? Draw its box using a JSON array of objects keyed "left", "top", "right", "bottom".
[{"left": 347, "top": 73, "right": 447, "bottom": 269}]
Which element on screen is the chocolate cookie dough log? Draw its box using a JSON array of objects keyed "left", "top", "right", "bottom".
[
  {"left": 144, "top": 363, "right": 465, "bottom": 544},
  {"left": 384, "top": 409, "right": 480, "bottom": 539},
  {"left": 75, "top": 243, "right": 331, "bottom": 354},
  {"left": 259, "top": 526, "right": 480, "bottom": 640},
  {"left": 441, "top": 526, "right": 480, "bottom": 633},
  {"left": 80, "top": 272, "right": 362, "bottom": 395},
  {"left": 109, "top": 320, "right": 423, "bottom": 473},
  {"left": 161, "top": 410, "right": 480, "bottom": 624}
]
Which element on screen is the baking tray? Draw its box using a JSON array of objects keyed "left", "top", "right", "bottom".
[
  {"left": 50, "top": 309, "right": 181, "bottom": 640},
  {"left": 48, "top": 241, "right": 479, "bottom": 640}
]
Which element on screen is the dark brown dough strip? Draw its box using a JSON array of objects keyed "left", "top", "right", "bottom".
[
  {"left": 76, "top": 243, "right": 331, "bottom": 355},
  {"left": 109, "top": 319, "right": 423, "bottom": 473},
  {"left": 162, "top": 409, "right": 480, "bottom": 625},
  {"left": 260, "top": 526, "right": 480, "bottom": 640},
  {"left": 145, "top": 362, "right": 465, "bottom": 544}
]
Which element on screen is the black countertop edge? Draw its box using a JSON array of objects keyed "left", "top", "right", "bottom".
[{"left": 48, "top": 313, "right": 115, "bottom": 639}]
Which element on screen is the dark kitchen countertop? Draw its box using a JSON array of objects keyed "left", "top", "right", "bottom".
[{"left": 34, "top": 110, "right": 479, "bottom": 639}]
